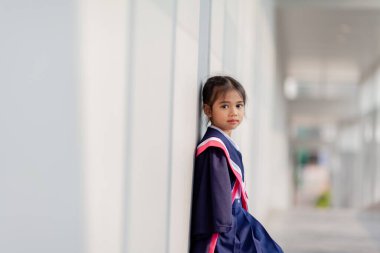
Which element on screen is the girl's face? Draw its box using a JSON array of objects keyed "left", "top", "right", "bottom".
[{"left": 204, "top": 89, "right": 245, "bottom": 136}]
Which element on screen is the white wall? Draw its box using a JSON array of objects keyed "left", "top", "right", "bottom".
[
  {"left": 1, "top": 1, "right": 292, "bottom": 253},
  {"left": 126, "top": 1, "right": 201, "bottom": 252},
  {"left": 168, "top": 0, "right": 200, "bottom": 252},
  {"left": 80, "top": 0, "right": 202, "bottom": 252},
  {"left": 0, "top": 1, "right": 82, "bottom": 253},
  {"left": 250, "top": 0, "right": 292, "bottom": 219},
  {"left": 126, "top": 0, "right": 175, "bottom": 251},
  {"left": 79, "top": 0, "right": 128, "bottom": 252}
]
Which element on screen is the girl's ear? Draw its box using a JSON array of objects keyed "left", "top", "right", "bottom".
[{"left": 203, "top": 104, "right": 212, "bottom": 118}]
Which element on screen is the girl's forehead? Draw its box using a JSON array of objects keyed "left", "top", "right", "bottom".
[{"left": 216, "top": 89, "right": 244, "bottom": 101}]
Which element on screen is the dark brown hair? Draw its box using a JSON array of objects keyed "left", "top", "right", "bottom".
[{"left": 202, "top": 75, "right": 247, "bottom": 107}]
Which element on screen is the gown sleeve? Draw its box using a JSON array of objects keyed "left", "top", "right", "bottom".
[
  {"left": 208, "top": 147, "right": 233, "bottom": 233},
  {"left": 191, "top": 147, "right": 233, "bottom": 236}
]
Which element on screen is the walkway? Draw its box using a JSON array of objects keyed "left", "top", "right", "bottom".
[{"left": 267, "top": 207, "right": 380, "bottom": 253}]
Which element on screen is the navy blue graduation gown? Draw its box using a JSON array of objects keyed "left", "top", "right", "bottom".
[{"left": 190, "top": 126, "right": 284, "bottom": 253}]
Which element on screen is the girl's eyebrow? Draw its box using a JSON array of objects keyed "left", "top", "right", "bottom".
[{"left": 218, "top": 100, "right": 244, "bottom": 104}]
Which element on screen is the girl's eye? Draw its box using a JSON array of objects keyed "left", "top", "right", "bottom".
[
  {"left": 221, "top": 104, "right": 229, "bottom": 109},
  {"left": 237, "top": 104, "right": 244, "bottom": 109}
]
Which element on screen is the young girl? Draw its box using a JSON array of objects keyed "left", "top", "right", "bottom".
[{"left": 190, "top": 76, "right": 284, "bottom": 253}]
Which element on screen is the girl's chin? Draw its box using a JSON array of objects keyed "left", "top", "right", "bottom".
[
  {"left": 228, "top": 123, "right": 240, "bottom": 128},
  {"left": 224, "top": 125, "right": 239, "bottom": 132}
]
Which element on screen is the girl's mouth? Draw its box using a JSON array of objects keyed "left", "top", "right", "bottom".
[{"left": 227, "top": 120, "right": 239, "bottom": 124}]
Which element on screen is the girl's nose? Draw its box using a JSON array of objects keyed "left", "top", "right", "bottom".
[{"left": 230, "top": 108, "right": 238, "bottom": 115}]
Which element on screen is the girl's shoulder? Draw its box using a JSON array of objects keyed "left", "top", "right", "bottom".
[
  {"left": 195, "top": 146, "right": 229, "bottom": 171},
  {"left": 196, "top": 135, "right": 228, "bottom": 158}
]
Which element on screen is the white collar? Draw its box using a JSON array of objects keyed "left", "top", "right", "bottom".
[{"left": 209, "top": 125, "right": 240, "bottom": 151}]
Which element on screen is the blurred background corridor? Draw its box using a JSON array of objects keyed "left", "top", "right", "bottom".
[{"left": 1, "top": 0, "right": 380, "bottom": 252}]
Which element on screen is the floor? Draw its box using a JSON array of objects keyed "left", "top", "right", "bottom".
[{"left": 266, "top": 207, "right": 380, "bottom": 253}]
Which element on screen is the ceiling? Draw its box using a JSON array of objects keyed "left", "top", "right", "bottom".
[
  {"left": 277, "top": 1, "right": 380, "bottom": 87},
  {"left": 275, "top": 0, "right": 380, "bottom": 146}
]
